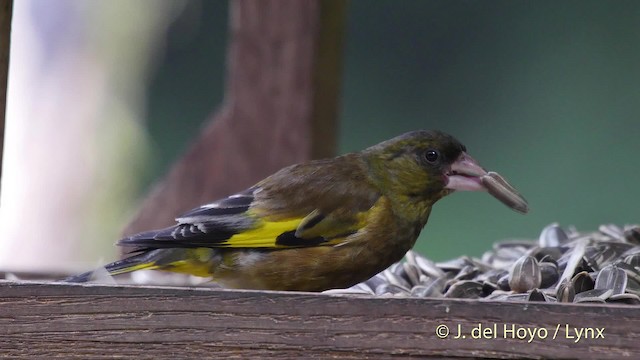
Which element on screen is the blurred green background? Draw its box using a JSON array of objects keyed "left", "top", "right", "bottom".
[
  {"left": 2, "top": 0, "right": 639, "bottom": 272},
  {"left": 145, "top": 0, "right": 640, "bottom": 260}
]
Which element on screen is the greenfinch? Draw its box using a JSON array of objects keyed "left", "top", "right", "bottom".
[{"left": 67, "top": 130, "right": 528, "bottom": 291}]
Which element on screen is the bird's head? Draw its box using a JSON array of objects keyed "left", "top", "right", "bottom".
[{"left": 363, "top": 130, "right": 527, "bottom": 213}]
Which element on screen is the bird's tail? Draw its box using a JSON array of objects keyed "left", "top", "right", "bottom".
[{"left": 64, "top": 251, "right": 160, "bottom": 283}]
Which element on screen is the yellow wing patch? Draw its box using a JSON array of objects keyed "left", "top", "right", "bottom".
[
  {"left": 111, "top": 248, "right": 218, "bottom": 278},
  {"left": 108, "top": 262, "right": 159, "bottom": 276},
  {"left": 213, "top": 203, "right": 377, "bottom": 249},
  {"left": 221, "top": 217, "right": 304, "bottom": 248}
]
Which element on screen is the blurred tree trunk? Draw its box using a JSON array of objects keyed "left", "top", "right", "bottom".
[
  {"left": 0, "top": 0, "right": 12, "bottom": 187},
  {"left": 0, "top": 1, "right": 180, "bottom": 272},
  {"left": 124, "top": 0, "right": 346, "bottom": 234}
]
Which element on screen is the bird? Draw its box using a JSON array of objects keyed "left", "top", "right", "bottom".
[{"left": 67, "top": 130, "right": 528, "bottom": 291}]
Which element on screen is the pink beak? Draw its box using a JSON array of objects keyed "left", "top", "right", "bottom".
[
  {"left": 445, "top": 152, "right": 488, "bottom": 192},
  {"left": 445, "top": 152, "right": 529, "bottom": 214}
]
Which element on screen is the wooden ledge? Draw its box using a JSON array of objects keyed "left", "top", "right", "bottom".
[{"left": 0, "top": 280, "right": 638, "bottom": 359}]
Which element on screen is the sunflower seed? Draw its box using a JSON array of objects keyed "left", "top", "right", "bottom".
[
  {"left": 558, "top": 238, "right": 587, "bottom": 285},
  {"left": 595, "top": 264, "right": 627, "bottom": 295},
  {"left": 375, "top": 283, "right": 406, "bottom": 296},
  {"left": 571, "top": 271, "right": 595, "bottom": 293},
  {"left": 539, "top": 261, "right": 560, "bottom": 288},
  {"left": 436, "top": 257, "right": 473, "bottom": 271},
  {"left": 612, "top": 262, "right": 640, "bottom": 284},
  {"left": 508, "top": 255, "right": 542, "bottom": 293},
  {"left": 365, "top": 273, "right": 388, "bottom": 290},
  {"left": 481, "top": 171, "right": 529, "bottom": 214},
  {"left": 493, "top": 239, "right": 537, "bottom": 249},
  {"left": 498, "top": 246, "right": 530, "bottom": 258},
  {"left": 415, "top": 254, "right": 446, "bottom": 278},
  {"left": 528, "top": 247, "right": 564, "bottom": 263},
  {"left": 599, "top": 224, "right": 624, "bottom": 239},
  {"left": 383, "top": 269, "right": 410, "bottom": 291},
  {"left": 418, "top": 274, "right": 431, "bottom": 285},
  {"left": 351, "top": 282, "right": 374, "bottom": 294},
  {"left": 608, "top": 293, "right": 640, "bottom": 305},
  {"left": 483, "top": 292, "right": 510, "bottom": 301},
  {"left": 624, "top": 253, "right": 640, "bottom": 268},
  {"left": 574, "top": 289, "right": 613, "bottom": 303},
  {"left": 625, "top": 278, "right": 640, "bottom": 296},
  {"left": 556, "top": 281, "right": 575, "bottom": 302},
  {"left": 497, "top": 274, "right": 511, "bottom": 291},
  {"left": 504, "top": 293, "right": 531, "bottom": 302},
  {"left": 444, "top": 280, "right": 484, "bottom": 298},
  {"left": 323, "top": 288, "right": 373, "bottom": 296},
  {"left": 527, "top": 288, "right": 556, "bottom": 302},
  {"left": 476, "top": 268, "right": 507, "bottom": 284},
  {"left": 411, "top": 284, "right": 443, "bottom": 298},
  {"left": 423, "top": 276, "right": 447, "bottom": 295},
  {"left": 624, "top": 226, "right": 640, "bottom": 245},
  {"left": 454, "top": 265, "right": 479, "bottom": 281},
  {"left": 539, "top": 223, "right": 569, "bottom": 248},
  {"left": 402, "top": 262, "right": 421, "bottom": 285}
]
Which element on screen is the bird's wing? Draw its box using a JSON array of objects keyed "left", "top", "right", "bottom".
[{"left": 119, "top": 156, "right": 381, "bottom": 250}]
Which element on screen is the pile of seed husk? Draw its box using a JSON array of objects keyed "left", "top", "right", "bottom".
[{"left": 325, "top": 223, "right": 640, "bottom": 305}]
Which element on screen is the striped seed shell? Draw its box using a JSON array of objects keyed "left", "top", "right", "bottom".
[
  {"left": 481, "top": 171, "right": 529, "bottom": 214},
  {"left": 508, "top": 255, "right": 542, "bottom": 293}
]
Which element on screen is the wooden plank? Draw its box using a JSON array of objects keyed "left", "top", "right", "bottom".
[
  {"left": 123, "top": 0, "right": 346, "bottom": 235},
  {"left": 0, "top": 280, "right": 637, "bottom": 359},
  {"left": 0, "top": 0, "right": 12, "bottom": 189}
]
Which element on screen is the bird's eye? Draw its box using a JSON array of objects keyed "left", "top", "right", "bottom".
[{"left": 424, "top": 149, "right": 439, "bottom": 164}]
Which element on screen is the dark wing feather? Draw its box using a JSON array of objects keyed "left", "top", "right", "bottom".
[
  {"left": 178, "top": 187, "right": 255, "bottom": 219},
  {"left": 118, "top": 188, "right": 259, "bottom": 249}
]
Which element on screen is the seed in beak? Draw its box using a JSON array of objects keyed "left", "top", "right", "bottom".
[{"left": 481, "top": 172, "right": 529, "bottom": 214}]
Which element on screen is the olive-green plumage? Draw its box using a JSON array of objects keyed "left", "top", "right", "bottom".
[{"left": 68, "top": 130, "right": 525, "bottom": 291}]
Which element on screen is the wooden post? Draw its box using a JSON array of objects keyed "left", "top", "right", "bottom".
[
  {"left": 0, "top": 0, "right": 12, "bottom": 189},
  {"left": 124, "top": 0, "right": 346, "bottom": 235}
]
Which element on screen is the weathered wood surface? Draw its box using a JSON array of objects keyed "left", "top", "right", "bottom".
[
  {"left": 0, "top": 0, "right": 12, "bottom": 187},
  {"left": 124, "top": 0, "right": 346, "bottom": 236},
  {"left": 0, "top": 281, "right": 638, "bottom": 359}
]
